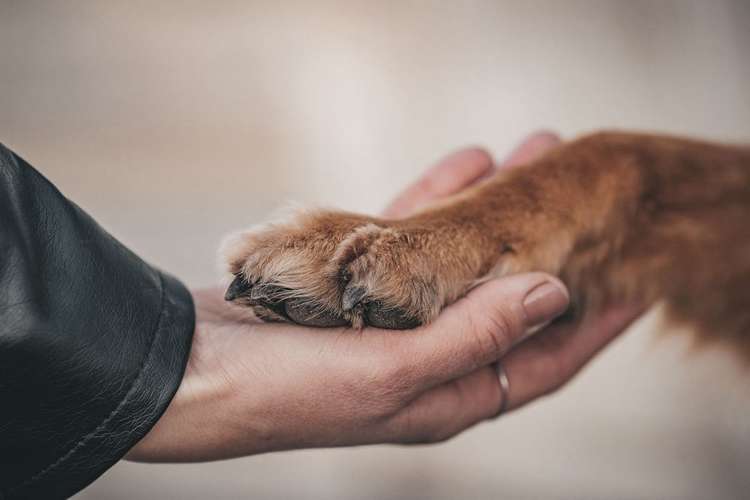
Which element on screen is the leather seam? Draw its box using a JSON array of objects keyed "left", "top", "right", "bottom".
[{"left": 7, "top": 271, "right": 169, "bottom": 495}]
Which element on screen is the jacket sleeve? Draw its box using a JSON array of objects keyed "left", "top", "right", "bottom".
[{"left": 0, "top": 144, "right": 195, "bottom": 499}]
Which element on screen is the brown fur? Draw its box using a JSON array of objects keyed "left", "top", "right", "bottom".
[{"left": 222, "top": 132, "right": 750, "bottom": 358}]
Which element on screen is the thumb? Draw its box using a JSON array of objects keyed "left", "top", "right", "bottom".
[{"left": 402, "top": 273, "right": 570, "bottom": 389}]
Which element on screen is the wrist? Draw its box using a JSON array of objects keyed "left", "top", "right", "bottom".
[{"left": 125, "top": 326, "right": 243, "bottom": 462}]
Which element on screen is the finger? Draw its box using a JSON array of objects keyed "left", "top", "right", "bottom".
[
  {"left": 381, "top": 365, "right": 502, "bottom": 444},
  {"left": 498, "top": 304, "right": 644, "bottom": 412},
  {"left": 496, "top": 130, "right": 562, "bottom": 172},
  {"left": 383, "top": 131, "right": 562, "bottom": 219},
  {"left": 384, "top": 304, "right": 643, "bottom": 445},
  {"left": 393, "top": 274, "right": 570, "bottom": 391},
  {"left": 382, "top": 147, "right": 494, "bottom": 218}
]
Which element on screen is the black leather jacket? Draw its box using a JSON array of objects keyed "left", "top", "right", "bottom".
[{"left": 0, "top": 144, "right": 195, "bottom": 499}]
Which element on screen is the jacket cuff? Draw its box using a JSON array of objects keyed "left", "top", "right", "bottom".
[
  {"left": 0, "top": 144, "right": 195, "bottom": 499},
  {"left": 8, "top": 272, "right": 194, "bottom": 500}
]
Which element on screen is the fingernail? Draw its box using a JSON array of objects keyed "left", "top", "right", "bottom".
[{"left": 522, "top": 281, "right": 569, "bottom": 328}]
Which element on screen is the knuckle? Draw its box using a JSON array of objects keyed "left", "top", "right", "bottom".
[
  {"left": 425, "top": 421, "right": 460, "bottom": 443},
  {"left": 415, "top": 174, "right": 439, "bottom": 197},
  {"left": 402, "top": 420, "right": 455, "bottom": 445},
  {"left": 540, "top": 356, "right": 577, "bottom": 396},
  {"left": 551, "top": 357, "right": 578, "bottom": 392},
  {"left": 463, "top": 147, "right": 493, "bottom": 166},
  {"left": 465, "top": 301, "right": 515, "bottom": 363}
]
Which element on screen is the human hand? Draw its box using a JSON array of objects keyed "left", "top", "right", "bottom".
[
  {"left": 127, "top": 133, "right": 642, "bottom": 462},
  {"left": 385, "top": 133, "right": 643, "bottom": 411}
]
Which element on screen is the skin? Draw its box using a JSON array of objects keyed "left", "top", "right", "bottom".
[{"left": 127, "top": 133, "right": 642, "bottom": 462}]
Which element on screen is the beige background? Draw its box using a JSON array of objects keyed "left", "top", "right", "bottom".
[{"left": 2, "top": 1, "right": 750, "bottom": 499}]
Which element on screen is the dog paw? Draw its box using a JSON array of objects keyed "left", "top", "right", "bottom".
[{"left": 221, "top": 210, "right": 450, "bottom": 329}]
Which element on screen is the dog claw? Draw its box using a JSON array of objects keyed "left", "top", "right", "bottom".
[
  {"left": 225, "top": 275, "right": 252, "bottom": 301},
  {"left": 342, "top": 285, "right": 367, "bottom": 311}
]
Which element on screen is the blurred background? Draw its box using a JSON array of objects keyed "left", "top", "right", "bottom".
[{"left": 2, "top": 1, "right": 750, "bottom": 498}]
